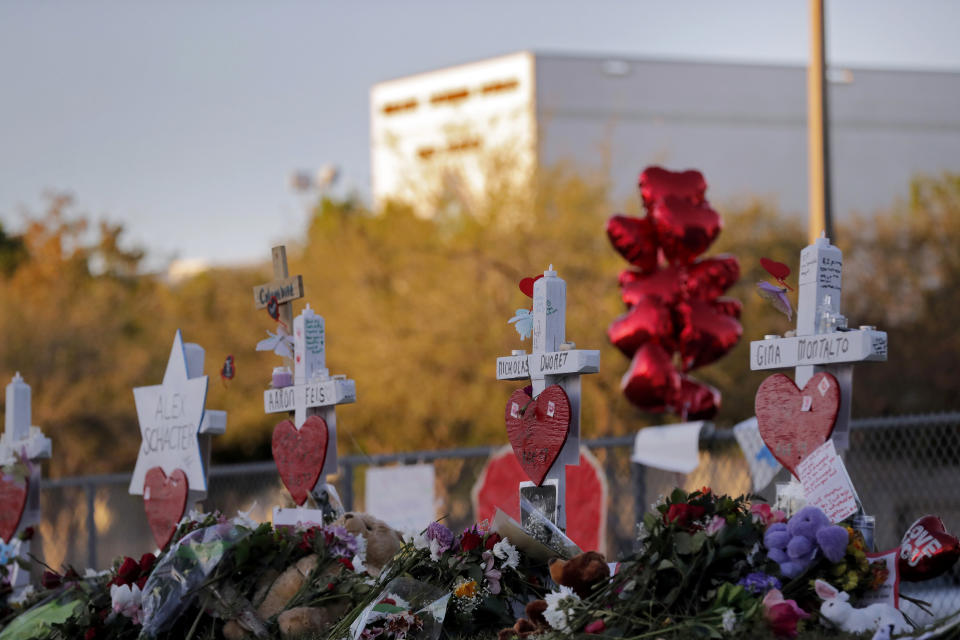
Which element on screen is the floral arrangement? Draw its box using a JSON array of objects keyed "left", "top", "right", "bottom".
[{"left": 533, "top": 488, "right": 908, "bottom": 639}]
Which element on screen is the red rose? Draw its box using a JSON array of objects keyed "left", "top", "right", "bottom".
[
  {"left": 337, "top": 557, "right": 354, "bottom": 571},
  {"left": 763, "top": 590, "right": 809, "bottom": 638},
  {"left": 460, "top": 531, "right": 482, "bottom": 552},
  {"left": 484, "top": 533, "right": 502, "bottom": 551},
  {"left": 664, "top": 503, "right": 706, "bottom": 529},
  {"left": 84, "top": 628, "right": 98, "bottom": 640},
  {"left": 584, "top": 619, "right": 606, "bottom": 633},
  {"left": 139, "top": 553, "right": 156, "bottom": 575},
  {"left": 41, "top": 571, "right": 62, "bottom": 589},
  {"left": 137, "top": 574, "right": 149, "bottom": 590},
  {"left": 115, "top": 557, "right": 140, "bottom": 585}
]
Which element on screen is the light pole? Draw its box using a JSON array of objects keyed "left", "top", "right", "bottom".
[{"left": 808, "top": 0, "right": 833, "bottom": 243}]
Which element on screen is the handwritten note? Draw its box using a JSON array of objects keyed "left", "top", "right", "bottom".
[{"left": 796, "top": 440, "right": 858, "bottom": 523}]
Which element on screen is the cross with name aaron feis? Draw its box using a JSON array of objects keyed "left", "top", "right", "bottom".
[
  {"left": 0, "top": 373, "right": 51, "bottom": 591},
  {"left": 495, "top": 266, "right": 600, "bottom": 531},
  {"left": 749, "top": 234, "right": 888, "bottom": 452},
  {"left": 256, "top": 247, "right": 356, "bottom": 525}
]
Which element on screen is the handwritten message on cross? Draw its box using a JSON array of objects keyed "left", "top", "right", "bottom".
[
  {"left": 256, "top": 246, "right": 356, "bottom": 524},
  {"left": 495, "top": 266, "right": 599, "bottom": 531},
  {"left": 749, "top": 234, "right": 888, "bottom": 451},
  {"left": 0, "top": 373, "right": 51, "bottom": 591},
  {"left": 253, "top": 245, "right": 305, "bottom": 366}
]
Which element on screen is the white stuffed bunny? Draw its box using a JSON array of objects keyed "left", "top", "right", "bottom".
[{"left": 815, "top": 579, "right": 911, "bottom": 635}]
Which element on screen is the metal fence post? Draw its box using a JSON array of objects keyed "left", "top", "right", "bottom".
[
  {"left": 340, "top": 458, "right": 354, "bottom": 511},
  {"left": 85, "top": 482, "right": 97, "bottom": 570}
]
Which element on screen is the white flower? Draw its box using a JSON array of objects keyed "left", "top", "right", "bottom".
[
  {"left": 721, "top": 607, "right": 737, "bottom": 633},
  {"left": 84, "top": 568, "right": 110, "bottom": 579},
  {"left": 543, "top": 585, "right": 580, "bottom": 632},
  {"left": 180, "top": 507, "right": 208, "bottom": 525},
  {"left": 492, "top": 540, "right": 520, "bottom": 570},
  {"left": 232, "top": 504, "right": 258, "bottom": 529},
  {"left": 110, "top": 583, "right": 144, "bottom": 625},
  {"left": 9, "top": 585, "right": 34, "bottom": 607},
  {"left": 428, "top": 538, "right": 443, "bottom": 562},
  {"left": 412, "top": 532, "right": 429, "bottom": 550},
  {"left": 747, "top": 541, "right": 761, "bottom": 567}
]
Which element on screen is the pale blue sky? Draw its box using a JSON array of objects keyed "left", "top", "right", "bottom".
[{"left": 2, "top": 1, "right": 958, "bottom": 268}]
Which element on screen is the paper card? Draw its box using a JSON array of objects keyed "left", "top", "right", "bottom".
[
  {"left": 858, "top": 548, "right": 900, "bottom": 608},
  {"left": 796, "top": 439, "right": 858, "bottom": 523},
  {"left": 364, "top": 464, "right": 436, "bottom": 532},
  {"left": 273, "top": 506, "right": 325, "bottom": 528},
  {"left": 631, "top": 422, "right": 703, "bottom": 473}
]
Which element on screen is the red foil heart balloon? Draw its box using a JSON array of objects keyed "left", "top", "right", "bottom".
[
  {"left": 621, "top": 266, "right": 686, "bottom": 308},
  {"left": 652, "top": 196, "right": 721, "bottom": 266},
  {"left": 671, "top": 374, "right": 721, "bottom": 420},
  {"left": 899, "top": 515, "right": 960, "bottom": 581},
  {"left": 606, "top": 215, "right": 659, "bottom": 274},
  {"left": 0, "top": 474, "right": 28, "bottom": 543},
  {"left": 686, "top": 255, "right": 741, "bottom": 300},
  {"left": 711, "top": 297, "right": 743, "bottom": 319},
  {"left": 607, "top": 299, "right": 675, "bottom": 357},
  {"left": 755, "top": 372, "right": 840, "bottom": 477},
  {"left": 273, "top": 415, "right": 329, "bottom": 506},
  {"left": 639, "top": 166, "right": 706, "bottom": 210},
  {"left": 620, "top": 343, "right": 680, "bottom": 412},
  {"left": 143, "top": 467, "right": 189, "bottom": 549},
  {"left": 677, "top": 300, "right": 743, "bottom": 371},
  {"left": 504, "top": 385, "right": 571, "bottom": 486}
]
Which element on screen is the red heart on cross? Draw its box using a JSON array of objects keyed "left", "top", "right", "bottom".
[
  {"left": 504, "top": 385, "right": 571, "bottom": 486},
  {"left": 0, "top": 474, "right": 28, "bottom": 543},
  {"left": 272, "top": 415, "right": 329, "bottom": 506},
  {"left": 143, "top": 467, "right": 189, "bottom": 549},
  {"left": 518, "top": 274, "right": 543, "bottom": 298},
  {"left": 755, "top": 372, "right": 840, "bottom": 477}
]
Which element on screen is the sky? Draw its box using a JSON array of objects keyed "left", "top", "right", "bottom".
[{"left": 2, "top": 1, "right": 959, "bottom": 270}]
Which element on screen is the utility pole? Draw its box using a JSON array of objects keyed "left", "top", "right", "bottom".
[{"left": 808, "top": 0, "right": 833, "bottom": 243}]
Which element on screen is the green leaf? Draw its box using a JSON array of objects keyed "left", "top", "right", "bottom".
[
  {"left": 657, "top": 559, "right": 675, "bottom": 571},
  {"left": 691, "top": 531, "right": 707, "bottom": 554},
  {"left": 674, "top": 532, "right": 693, "bottom": 555},
  {"left": 670, "top": 488, "right": 688, "bottom": 503}
]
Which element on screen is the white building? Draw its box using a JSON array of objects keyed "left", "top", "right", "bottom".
[{"left": 370, "top": 51, "right": 960, "bottom": 217}]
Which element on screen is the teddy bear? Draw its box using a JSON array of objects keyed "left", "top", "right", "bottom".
[
  {"left": 337, "top": 511, "right": 404, "bottom": 576},
  {"left": 764, "top": 506, "right": 849, "bottom": 578},
  {"left": 223, "top": 513, "right": 402, "bottom": 640},
  {"left": 499, "top": 551, "right": 610, "bottom": 639}
]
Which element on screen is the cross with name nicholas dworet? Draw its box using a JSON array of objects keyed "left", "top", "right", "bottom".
[
  {"left": 495, "top": 266, "right": 599, "bottom": 530},
  {"left": 749, "top": 234, "right": 888, "bottom": 450}
]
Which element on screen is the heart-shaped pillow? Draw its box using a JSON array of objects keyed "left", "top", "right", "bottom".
[
  {"left": 755, "top": 372, "right": 840, "bottom": 477},
  {"left": 143, "top": 467, "right": 189, "bottom": 549},
  {"left": 504, "top": 385, "right": 571, "bottom": 486},
  {"left": 0, "top": 475, "right": 28, "bottom": 543},
  {"left": 273, "top": 415, "right": 329, "bottom": 506}
]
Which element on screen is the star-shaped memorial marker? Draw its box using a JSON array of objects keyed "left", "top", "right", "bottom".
[{"left": 129, "top": 330, "right": 210, "bottom": 496}]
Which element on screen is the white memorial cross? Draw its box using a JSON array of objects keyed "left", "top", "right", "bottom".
[
  {"left": 0, "top": 373, "right": 51, "bottom": 590},
  {"left": 253, "top": 245, "right": 304, "bottom": 366},
  {"left": 129, "top": 331, "right": 227, "bottom": 503},
  {"left": 495, "top": 266, "right": 600, "bottom": 530},
  {"left": 263, "top": 303, "right": 356, "bottom": 518},
  {"left": 749, "top": 234, "right": 888, "bottom": 450}
]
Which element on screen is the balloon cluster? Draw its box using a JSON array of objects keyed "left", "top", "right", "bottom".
[{"left": 605, "top": 167, "right": 742, "bottom": 419}]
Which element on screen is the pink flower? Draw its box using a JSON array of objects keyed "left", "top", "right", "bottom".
[
  {"left": 751, "top": 503, "right": 787, "bottom": 528},
  {"left": 705, "top": 515, "right": 726, "bottom": 536},
  {"left": 584, "top": 619, "right": 606, "bottom": 633},
  {"left": 762, "top": 589, "right": 809, "bottom": 638}
]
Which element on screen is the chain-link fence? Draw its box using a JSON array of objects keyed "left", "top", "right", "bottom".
[{"left": 33, "top": 411, "right": 960, "bottom": 625}]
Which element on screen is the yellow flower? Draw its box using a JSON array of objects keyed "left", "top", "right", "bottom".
[{"left": 455, "top": 579, "right": 478, "bottom": 599}]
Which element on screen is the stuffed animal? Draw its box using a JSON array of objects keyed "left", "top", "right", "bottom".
[
  {"left": 336, "top": 512, "right": 404, "bottom": 576},
  {"left": 815, "top": 579, "right": 910, "bottom": 635},
  {"left": 764, "top": 506, "right": 849, "bottom": 578},
  {"left": 499, "top": 551, "right": 610, "bottom": 639},
  {"left": 548, "top": 551, "right": 610, "bottom": 599}
]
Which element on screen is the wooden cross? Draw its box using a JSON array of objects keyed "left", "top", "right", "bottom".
[
  {"left": 252, "top": 246, "right": 305, "bottom": 366},
  {"left": 495, "top": 266, "right": 600, "bottom": 530},
  {"left": 749, "top": 234, "right": 888, "bottom": 450},
  {"left": 0, "top": 373, "right": 51, "bottom": 591},
  {"left": 257, "top": 248, "right": 355, "bottom": 525}
]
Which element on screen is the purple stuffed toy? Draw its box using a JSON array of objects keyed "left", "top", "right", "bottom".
[{"left": 764, "top": 506, "right": 849, "bottom": 578}]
